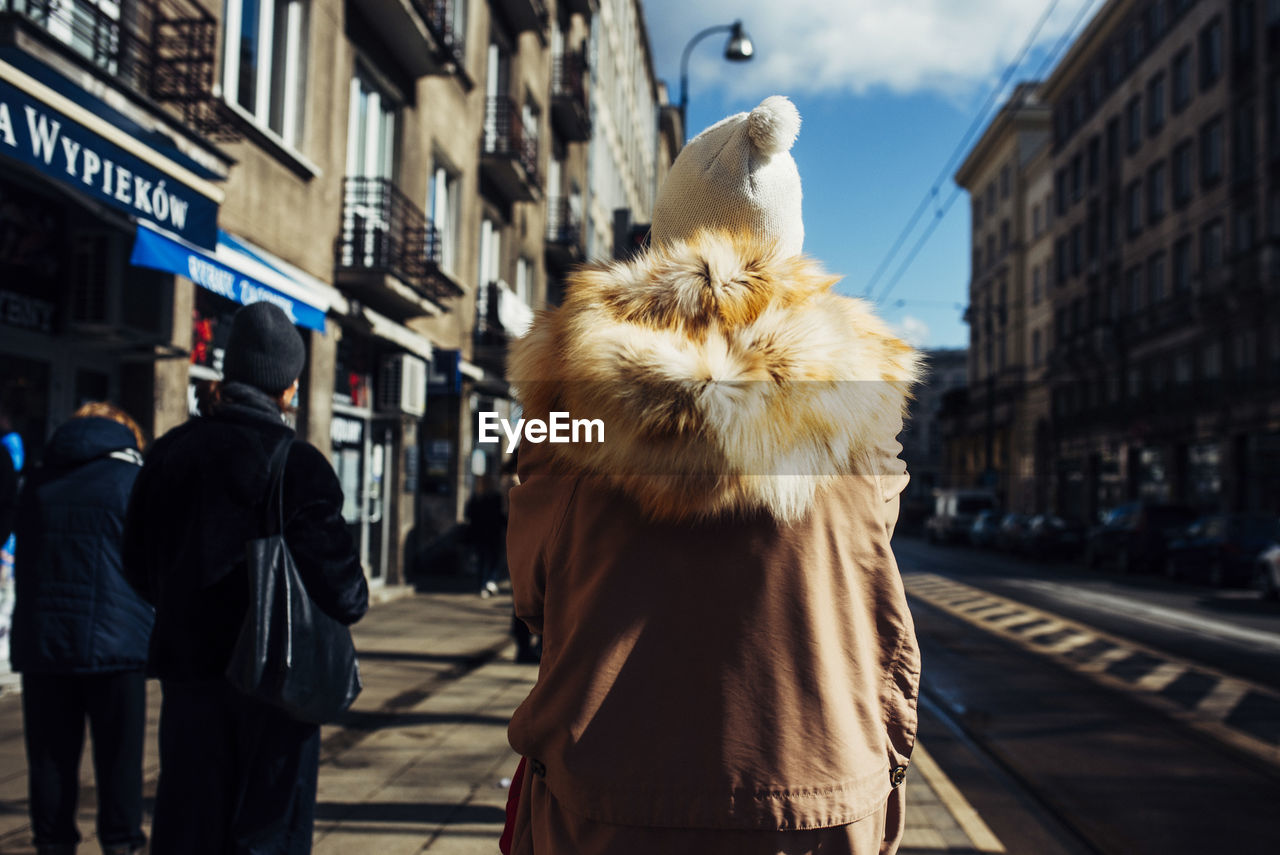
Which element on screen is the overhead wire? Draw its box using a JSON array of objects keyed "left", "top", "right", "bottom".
[{"left": 874, "top": 0, "right": 1106, "bottom": 306}]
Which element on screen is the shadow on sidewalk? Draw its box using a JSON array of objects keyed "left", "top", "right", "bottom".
[
  {"left": 315, "top": 801, "right": 506, "bottom": 824},
  {"left": 339, "top": 710, "right": 513, "bottom": 730}
]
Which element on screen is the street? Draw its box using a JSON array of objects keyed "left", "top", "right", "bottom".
[
  {"left": 897, "top": 535, "right": 1280, "bottom": 855},
  {"left": 2, "top": 546, "right": 1279, "bottom": 854}
]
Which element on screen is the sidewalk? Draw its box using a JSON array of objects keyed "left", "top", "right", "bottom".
[{"left": 0, "top": 586, "right": 1003, "bottom": 854}]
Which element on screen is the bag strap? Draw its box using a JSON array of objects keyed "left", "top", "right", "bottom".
[{"left": 264, "top": 438, "right": 293, "bottom": 537}]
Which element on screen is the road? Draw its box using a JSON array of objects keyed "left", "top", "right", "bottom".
[{"left": 896, "top": 535, "right": 1280, "bottom": 855}]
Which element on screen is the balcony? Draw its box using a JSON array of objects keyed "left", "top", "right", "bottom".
[
  {"left": 473, "top": 279, "right": 534, "bottom": 370},
  {"left": 491, "top": 0, "right": 547, "bottom": 35},
  {"left": 544, "top": 197, "right": 583, "bottom": 271},
  {"left": 1, "top": 0, "right": 238, "bottom": 139},
  {"left": 550, "top": 50, "right": 590, "bottom": 141},
  {"left": 481, "top": 96, "right": 539, "bottom": 202},
  {"left": 360, "top": 0, "right": 465, "bottom": 78},
  {"left": 335, "top": 177, "right": 463, "bottom": 319}
]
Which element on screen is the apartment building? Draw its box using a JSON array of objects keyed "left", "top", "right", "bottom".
[
  {"left": 0, "top": 0, "right": 621, "bottom": 590},
  {"left": 952, "top": 83, "right": 1052, "bottom": 509},
  {"left": 1042, "top": 0, "right": 1280, "bottom": 519}
]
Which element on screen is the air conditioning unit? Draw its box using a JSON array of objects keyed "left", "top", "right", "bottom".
[{"left": 378, "top": 354, "right": 428, "bottom": 416}]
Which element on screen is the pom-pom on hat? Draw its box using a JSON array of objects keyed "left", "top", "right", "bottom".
[
  {"left": 222, "top": 301, "right": 306, "bottom": 395},
  {"left": 651, "top": 95, "right": 803, "bottom": 257}
]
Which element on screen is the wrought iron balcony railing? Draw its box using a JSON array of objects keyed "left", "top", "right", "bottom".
[
  {"left": 482, "top": 96, "right": 539, "bottom": 197},
  {"left": 336, "top": 176, "right": 461, "bottom": 307},
  {"left": 545, "top": 197, "right": 582, "bottom": 247},
  {"left": 415, "top": 0, "right": 465, "bottom": 68},
  {"left": 2, "top": 0, "right": 237, "bottom": 138},
  {"left": 550, "top": 49, "right": 590, "bottom": 140}
]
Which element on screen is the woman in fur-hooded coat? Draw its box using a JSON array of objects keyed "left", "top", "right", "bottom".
[{"left": 504, "top": 97, "right": 924, "bottom": 855}]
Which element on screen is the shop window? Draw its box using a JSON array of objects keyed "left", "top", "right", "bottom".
[
  {"left": 1171, "top": 48, "right": 1192, "bottom": 112},
  {"left": 223, "top": 0, "right": 309, "bottom": 147},
  {"left": 1200, "top": 116, "right": 1224, "bottom": 185},
  {"left": 1200, "top": 17, "right": 1223, "bottom": 89}
]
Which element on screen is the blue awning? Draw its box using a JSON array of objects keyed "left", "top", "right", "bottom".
[{"left": 129, "top": 223, "right": 330, "bottom": 332}]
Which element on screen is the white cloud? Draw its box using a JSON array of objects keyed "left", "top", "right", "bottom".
[
  {"left": 894, "top": 315, "right": 931, "bottom": 347},
  {"left": 642, "top": 0, "right": 1097, "bottom": 99}
]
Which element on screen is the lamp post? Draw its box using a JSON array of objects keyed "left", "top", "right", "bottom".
[{"left": 678, "top": 20, "right": 754, "bottom": 133}]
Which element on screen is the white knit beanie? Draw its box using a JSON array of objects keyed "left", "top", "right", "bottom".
[{"left": 651, "top": 95, "right": 803, "bottom": 256}]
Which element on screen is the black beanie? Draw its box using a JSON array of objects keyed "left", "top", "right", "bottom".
[{"left": 222, "top": 302, "right": 306, "bottom": 394}]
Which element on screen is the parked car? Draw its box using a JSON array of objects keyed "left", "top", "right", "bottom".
[
  {"left": 1256, "top": 543, "right": 1280, "bottom": 600},
  {"left": 968, "top": 509, "right": 1002, "bottom": 548},
  {"left": 1021, "top": 514, "right": 1087, "bottom": 560},
  {"left": 1164, "top": 514, "right": 1280, "bottom": 587},
  {"left": 1084, "top": 502, "right": 1199, "bottom": 574},
  {"left": 926, "top": 489, "right": 999, "bottom": 544},
  {"left": 995, "top": 513, "right": 1031, "bottom": 552}
]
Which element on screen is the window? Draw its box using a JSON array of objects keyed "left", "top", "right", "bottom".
[
  {"left": 1148, "top": 74, "right": 1166, "bottom": 134},
  {"left": 1235, "top": 329, "right": 1258, "bottom": 371},
  {"left": 1086, "top": 135, "right": 1101, "bottom": 185},
  {"left": 346, "top": 69, "right": 397, "bottom": 179},
  {"left": 987, "top": 235, "right": 996, "bottom": 267},
  {"left": 1001, "top": 164, "right": 1011, "bottom": 198},
  {"left": 222, "top": 0, "right": 309, "bottom": 147},
  {"left": 1127, "top": 96, "right": 1143, "bottom": 152},
  {"left": 1106, "top": 198, "right": 1120, "bottom": 249},
  {"left": 1056, "top": 238, "right": 1068, "bottom": 284},
  {"left": 1200, "top": 18, "right": 1223, "bottom": 88},
  {"left": 1172, "top": 47, "right": 1192, "bottom": 111},
  {"left": 1173, "top": 235, "right": 1193, "bottom": 292},
  {"left": 1148, "top": 252, "right": 1166, "bottom": 303},
  {"left": 1127, "top": 22, "right": 1145, "bottom": 66},
  {"left": 1203, "top": 340, "right": 1222, "bottom": 379},
  {"left": 1233, "top": 0, "right": 1255, "bottom": 59},
  {"left": 1054, "top": 169, "right": 1068, "bottom": 215},
  {"left": 430, "top": 162, "right": 461, "bottom": 275},
  {"left": 1175, "top": 352, "right": 1193, "bottom": 385},
  {"left": 1269, "top": 0, "right": 1280, "bottom": 25},
  {"left": 973, "top": 199, "right": 983, "bottom": 229},
  {"left": 985, "top": 182, "right": 997, "bottom": 215},
  {"left": 515, "top": 257, "right": 531, "bottom": 305},
  {"left": 1106, "top": 115, "right": 1121, "bottom": 169},
  {"left": 1173, "top": 139, "right": 1194, "bottom": 205},
  {"left": 974, "top": 247, "right": 983, "bottom": 272},
  {"left": 1232, "top": 104, "right": 1256, "bottom": 184},
  {"left": 1233, "top": 207, "right": 1257, "bottom": 254},
  {"left": 1201, "top": 116, "right": 1224, "bottom": 184},
  {"left": 1148, "top": 161, "right": 1166, "bottom": 223},
  {"left": 478, "top": 216, "right": 503, "bottom": 286},
  {"left": 1032, "top": 328, "right": 1042, "bottom": 367},
  {"left": 1071, "top": 225, "right": 1083, "bottom": 275},
  {"left": 1127, "top": 180, "right": 1143, "bottom": 235},
  {"left": 1000, "top": 219, "right": 1010, "bottom": 252},
  {"left": 1149, "top": 1, "right": 1168, "bottom": 39},
  {"left": 1033, "top": 267, "right": 1042, "bottom": 305},
  {"left": 1033, "top": 204, "right": 1042, "bottom": 238},
  {"left": 1270, "top": 84, "right": 1280, "bottom": 158},
  {"left": 1127, "top": 266, "right": 1143, "bottom": 314},
  {"left": 1202, "top": 219, "right": 1224, "bottom": 272}
]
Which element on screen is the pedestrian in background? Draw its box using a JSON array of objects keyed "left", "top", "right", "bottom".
[
  {"left": 503, "top": 96, "right": 921, "bottom": 854},
  {"left": 123, "top": 302, "right": 368, "bottom": 854},
  {"left": 465, "top": 474, "right": 507, "bottom": 597},
  {"left": 10, "top": 402, "right": 152, "bottom": 855}
]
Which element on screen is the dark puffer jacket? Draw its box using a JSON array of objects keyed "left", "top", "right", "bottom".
[
  {"left": 11, "top": 417, "right": 153, "bottom": 674},
  {"left": 122, "top": 385, "right": 368, "bottom": 681}
]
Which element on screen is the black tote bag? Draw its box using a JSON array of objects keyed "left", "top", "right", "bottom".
[{"left": 225, "top": 439, "right": 362, "bottom": 724}]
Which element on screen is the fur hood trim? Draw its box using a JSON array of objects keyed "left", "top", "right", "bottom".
[{"left": 508, "top": 232, "right": 922, "bottom": 522}]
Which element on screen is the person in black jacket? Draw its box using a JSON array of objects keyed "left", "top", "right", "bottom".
[
  {"left": 122, "top": 302, "right": 368, "bottom": 855},
  {"left": 11, "top": 403, "right": 153, "bottom": 855}
]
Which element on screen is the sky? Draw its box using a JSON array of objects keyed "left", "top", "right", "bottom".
[{"left": 640, "top": 0, "right": 1105, "bottom": 349}]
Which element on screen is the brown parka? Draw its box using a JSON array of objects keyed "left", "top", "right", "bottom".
[{"left": 505, "top": 232, "right": 923, "bottom": 854}]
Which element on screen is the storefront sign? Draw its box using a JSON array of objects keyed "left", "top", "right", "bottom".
[
  {"left": 331, "top": 415, "right": 364, "bottom": 446},
  {"left": 0, "top": 289, "right": 55, "bottom": 333},
  {"left": 0, "top": 76, "right": 219, "bottom": 248},
  {"left": 131, "top": 223, "right": 327, "bottom": 332}
]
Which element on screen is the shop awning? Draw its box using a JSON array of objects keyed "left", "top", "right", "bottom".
[{"left": 130, "top": 222, "right": 332, "bottom": 332}]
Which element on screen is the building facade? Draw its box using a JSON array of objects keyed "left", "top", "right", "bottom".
[
  {"left": 952, "top": 83, "right": 1052, "bottom": 510},
  {"left": 0, "top": 0, "right": 681, "bottom": 602},
  {"left": 1042, "top": 0, "right": 1280, "bottom": 520}
]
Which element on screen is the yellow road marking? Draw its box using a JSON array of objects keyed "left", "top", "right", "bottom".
[{"left": 912, "top": 743, "right": 1006, "bottom": 853}]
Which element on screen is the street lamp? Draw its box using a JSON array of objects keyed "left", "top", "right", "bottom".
[{"left": 678, "top": 20, "right": 755, "bottom": 133}]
